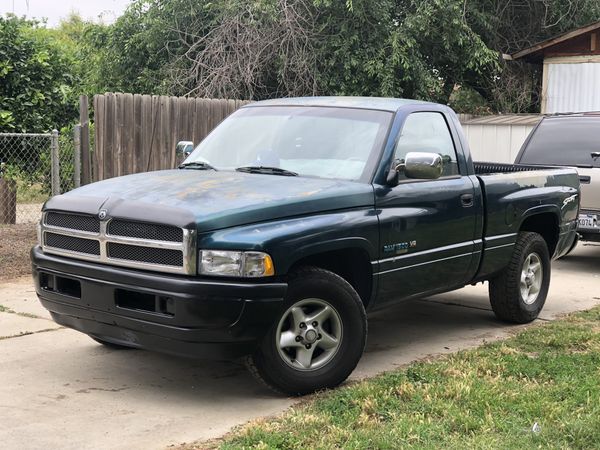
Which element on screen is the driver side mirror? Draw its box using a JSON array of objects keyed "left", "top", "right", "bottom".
[
  {"left": 175, "top": 141, "right": 194, "bottom": 162},
  {"left": 386, "top": 152, "right": 444, "bottom": 186}
]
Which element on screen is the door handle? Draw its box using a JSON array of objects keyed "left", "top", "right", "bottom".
[
  {"left": 461, "top": 193, "right": 474, "bottom": 208},
  {"left": 579, "top": 175, "right": 591, "bottom": 184}
]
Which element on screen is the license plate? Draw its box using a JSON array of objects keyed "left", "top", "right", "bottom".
[{"left": 578, "top": 214, "right": 598, "bottom": 229}]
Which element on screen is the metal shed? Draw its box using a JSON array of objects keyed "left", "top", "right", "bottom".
[
  {"left": 460, "top": 115, "right": 541, "bottom": 163},
  {"left": 511, "top": 21, "right": 600, "bottom": 114}
]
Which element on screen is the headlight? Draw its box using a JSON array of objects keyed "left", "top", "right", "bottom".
[{"left": 199, "top": 250, "right": 275, "bottom": 277}]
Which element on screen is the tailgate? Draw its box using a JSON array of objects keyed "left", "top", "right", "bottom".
[{"left": 576, "top": 167, "right": 600, "bottom": 212}]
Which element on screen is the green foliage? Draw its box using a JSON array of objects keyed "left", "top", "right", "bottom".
[
  {"left": 83, "top": 0, "right": 218, "bottom": 95},
  {"left": 0, "top": 123, "right": 87, "bottom": 200},
  {"left": 2, "top": 0, "right": 600, "bottom": 127},
  {"left": 88, "top": 0, "right": 598, "bottom": 112},
  {"left": 1, "top": 161, "right": 48, "bottom": 203},
  {"left": 0, "top": 15, "right": 77, "bottom": 132},
  {"left": 449, "top": 86, "right": 492, "bottom": 115},
  {"left": 56, "top": 122, "right": 89, "bottom": 193},
  {"left": 95, "top": 0, "right": 499, "bottom": 105},
  {"left": 314, "top": 0, "right": 499, "bottom": 103}
]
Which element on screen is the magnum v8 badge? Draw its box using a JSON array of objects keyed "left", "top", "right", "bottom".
[{"left": 383, "top": 240, "right": 417, "bottom": 255}]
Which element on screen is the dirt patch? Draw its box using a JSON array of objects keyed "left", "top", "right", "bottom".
[
  {"left": 17, "top": 203, "right": 44, "bottom": 224},
  {"left": 0, "top": 224, "right": 37, "bottom": 282}
]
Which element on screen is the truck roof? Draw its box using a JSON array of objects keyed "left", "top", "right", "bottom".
[{"left": 247, "top": 96, "right": 435, "bottom": 112}]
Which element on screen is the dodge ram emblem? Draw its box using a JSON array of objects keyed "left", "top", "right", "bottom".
[{"left": 98, "top": 209, "right": 107, "bottom": 220}]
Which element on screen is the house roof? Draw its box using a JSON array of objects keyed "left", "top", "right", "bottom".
[
  {"left": 511, "top": 21, "right": 600, "bottom": 61},
  {"left": 462, "top": 114, "right": 542, "bottom": 126},
  {"left": 461, "top": 112, "right": 600, "bottom": 126}
]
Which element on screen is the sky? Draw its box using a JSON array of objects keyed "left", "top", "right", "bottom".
[{"left": 0, "top": 0, "right": 132, "bottom": 26}]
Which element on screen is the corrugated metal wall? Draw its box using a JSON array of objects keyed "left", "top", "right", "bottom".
[
  {"left": 460, "top": 117, "right": 540, "bottom": 163},
  {"left": 461, "top": 124, "right": 535, "bottom": 163},
  {"left": 546, "top": 62, "right": 600, "bottom": 113}
]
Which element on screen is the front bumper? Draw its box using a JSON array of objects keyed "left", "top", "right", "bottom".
[{"left": 31, "top": 246, "right": 287, "bottom": 358}]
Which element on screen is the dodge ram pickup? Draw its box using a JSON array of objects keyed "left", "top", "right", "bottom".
[{"left": 32, "top": 97, "right": 580, "bottom": 395}]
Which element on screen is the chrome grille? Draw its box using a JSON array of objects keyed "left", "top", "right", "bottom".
[
  {"left": 40, "top": 211, "right": 196, "bottom": 275},
  {"left": 108, "top": 243, "right": 183, "bottom": 267},
  {"left": 108, "top": 220, "right": 183, "bottom": 242},
  {"left": 46, "top": 212, "right": 100, "bottom": 233},
  {"left": 45, "top": 232, "right": 101, "bottom": 255}
]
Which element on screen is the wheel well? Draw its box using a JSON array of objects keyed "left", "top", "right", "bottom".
[
  {"left": 520, "top": 213, "right": 559, "bottom": 255},
  {"left": 288, "top": 248, "right": 373, "bottom": 308}
]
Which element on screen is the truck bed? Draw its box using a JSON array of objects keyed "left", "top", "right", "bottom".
[{"left": 470, "top": 162, "right": 580, "bottom": 280}]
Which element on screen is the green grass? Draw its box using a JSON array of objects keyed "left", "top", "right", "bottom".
[
  {"left": 216, "top": 307, "right": 600, "bottom": 450},
  {"left": 16, "top": 179, "right": 47, "bottom": 203}
]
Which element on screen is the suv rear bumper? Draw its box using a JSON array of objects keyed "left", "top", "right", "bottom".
[
  {"left": 31, "top": 246, "right": 287, "bottom": 358},
  {"left": 578, "top": 209, "right": 600, "bottom": 242}
]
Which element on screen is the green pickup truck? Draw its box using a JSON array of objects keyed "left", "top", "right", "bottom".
[{"left": 32, "top": 97, "right": 580, "bottom": 395}]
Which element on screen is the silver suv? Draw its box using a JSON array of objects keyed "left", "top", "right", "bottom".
[{"left": 516, "top": 113, "right": 600, "bottom": 244}]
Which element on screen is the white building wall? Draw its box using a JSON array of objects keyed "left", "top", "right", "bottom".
[
  {"left": 543, "top": 56, "right": 600, "bottom": 113},
  {"left": 461, "top": 124, "right": 536, "bottom": 163}
]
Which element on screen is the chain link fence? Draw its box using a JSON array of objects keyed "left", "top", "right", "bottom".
[{"left": 0, "top": 131, "right": 76, "bottom": 225}]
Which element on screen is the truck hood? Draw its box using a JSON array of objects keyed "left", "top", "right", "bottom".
[{"left": 46, "top": 170, "right": 374, "bottom": 232}]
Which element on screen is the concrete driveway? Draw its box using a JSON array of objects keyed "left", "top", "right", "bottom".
[{"left": 1, "top": 244, "right": 599, "bottom": 450}]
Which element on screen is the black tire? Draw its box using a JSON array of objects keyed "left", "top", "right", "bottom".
[
  {"left": 90, "top": 335, "right": 135, "bottom": 350},
  {"left": 246, "top": 266, "right": 367, "bottom": 396},
  {"left": 489, "top": 231, "right": 551, "bottom": 324}
]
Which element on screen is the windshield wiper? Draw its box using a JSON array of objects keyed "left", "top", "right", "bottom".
[
  {"left": 235, "top": 166, "right": 298, "bottom": 176},
  {"left": 179, "top": 161, "right": 217, "bottom": 171}
]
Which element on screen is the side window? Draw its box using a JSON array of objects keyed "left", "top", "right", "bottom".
[{"left": 394, "top": 112, "right": 459, "bottom": 178}]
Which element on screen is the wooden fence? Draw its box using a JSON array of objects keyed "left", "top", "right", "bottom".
[{"left": 93, "top": 93, "right": 250, "bottom": 181}]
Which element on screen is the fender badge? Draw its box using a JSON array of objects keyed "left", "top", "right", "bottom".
[
  {"left": 562, "top": 194, "right": 578, "bottom": 210},
  {"left": 98, "top": 209, "right": 107, "bottom": 220}
]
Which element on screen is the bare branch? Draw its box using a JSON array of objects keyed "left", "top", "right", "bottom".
[{"left": 168, "top": 0, "right": 320, "bottom": 100}]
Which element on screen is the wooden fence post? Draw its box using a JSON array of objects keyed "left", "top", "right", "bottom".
[
  {"left": 50, "top": 129, "right": 60, "bottom": 196},
  {"left": 73, "top": 124, "right": 81, "bottom": 188},
  {"left": 80, "top": 95, "right": 91, "bottom": 184},
  {"left": 0, "top": 162, "right": 17, "bottom": 224}
]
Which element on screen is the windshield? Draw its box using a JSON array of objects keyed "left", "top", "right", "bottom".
[
  {"left": 520, "top": 117, "right": 600, "bottom": 167},
  {"left": 183, "top": 106, "right": 393, "bottom": 181}
]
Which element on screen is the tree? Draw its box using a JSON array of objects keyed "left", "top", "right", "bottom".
[
  {"left": 164, "top": 0, "right": 499, "bottom": 102},
  {"left": 314, "top": 0, "right": 499, "bottom": 102},
  {"left": 81, "top": 0, "right": 219, "bottom": 95},
  {"left": 0, "top": 15, "right": 77, "bottom": 132},
  {"left": 42, "top": 0, "right": 600, "bottom": 113}
]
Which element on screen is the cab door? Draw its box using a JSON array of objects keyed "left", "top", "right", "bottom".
[{"left": 374, "top": 111, "right": 481, "bottom": 306}]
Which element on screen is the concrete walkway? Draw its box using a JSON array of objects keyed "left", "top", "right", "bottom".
[{"left": 0, "top": 244, "right": 598, "bottom": 450}]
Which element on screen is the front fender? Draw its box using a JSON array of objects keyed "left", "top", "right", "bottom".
[{"left": 197, "top": 209, "right": 379, "bottom": 275}]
